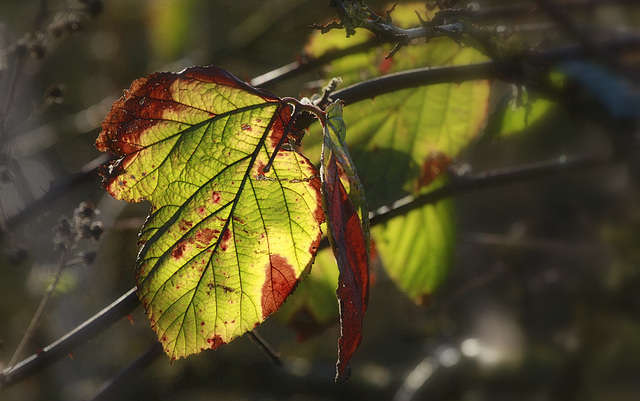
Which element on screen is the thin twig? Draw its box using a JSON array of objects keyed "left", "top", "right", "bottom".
[
  {"left": 0, "top": 287, "right": 140, "bottom": 390},
  {"left": 368, "top": 153, "right": 611, "bottom": 227},
  {"left": 329, "top": 36, "right": 640, "bottom": 106},
  {"left": 6, "top": 251, "right": 68, "bottom": 369},
  {"left": 248, "top": 330, "right": 283, "bottom": 366},
  {"left": 5, "top": 153, "right": 110, "bottom": 230},
  {"left": 250, "top": 0, "right": 635, "bottom": 88},
  {"left": 250, "top": 40, "right": 375, "bottom": 87},
  {"left": 89, "top": 342, "right": 163, "bottom": 401}
]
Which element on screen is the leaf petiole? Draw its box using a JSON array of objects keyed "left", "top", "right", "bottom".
[
  {"left": 262, "top": 103, "right": 300, "bottom": 173},
  {"left": 263, "top": 98, "right": 325, "bottom": 173}
]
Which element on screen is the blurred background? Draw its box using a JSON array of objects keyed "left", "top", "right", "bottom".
[{"left": 1, "top": 0, "right": 640, "bottom": 400}]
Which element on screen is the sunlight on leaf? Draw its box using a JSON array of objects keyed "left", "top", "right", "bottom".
[
  {"left": 499, "top": 91, "right": 554, "bottom": 137},
  {"left": 96, "top": 65, "right": 324, "bottom": 360},
  {"left": 374, "top": 185, "right": 456, "bottom": 302},
  {"left": 304, "top": 3, "right": 490, "bottom": 301}
]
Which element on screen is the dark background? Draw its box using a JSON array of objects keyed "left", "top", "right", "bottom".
[{"left": 1, "top": 1, "right": 640, "bottom": 400}]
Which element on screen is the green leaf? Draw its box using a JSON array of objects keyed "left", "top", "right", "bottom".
[
  {"left": 304, "top": 3, "right": 490, "bottom": 301},
  {"left": 320, "top": 101, "right": 370, "bottom": 382},
  {"left": 305, "top": 4, "right": 490, "bottom": 207},
  {"left": 96, "top": 66, "right": 324, "bottom": 360},
  {"left": 373, "top": 183, "right": 456, "bottom": 302},
  {"left": 498, "top": 89, "right": 554, "bottom": 137}
]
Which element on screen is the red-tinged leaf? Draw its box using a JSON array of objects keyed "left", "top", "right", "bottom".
[
  {"left": 320, "top": 101, "right": 370, "bottom": 382},
  {"left": 95, "top": 65, "right": 324, "bottom": 360}
]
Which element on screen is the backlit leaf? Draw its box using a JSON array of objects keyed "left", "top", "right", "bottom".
[
  {"left": 96, "top": 65, "right": 323, "bottom": 360},
  {"left": 373, "top": 180, "right": 456, "bottom": 302},
  {"left": 320, "top": 101, "right": 370, "bottom": 382},
  {"left": 304, "top": 3, "right": 489, "bottom": 301},
  {"left": 498, "top": 89, "right": 554, "bottom": 137}
]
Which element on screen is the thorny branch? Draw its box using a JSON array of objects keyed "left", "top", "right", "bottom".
[{"left": 314, "top": 0, "right": 469, "bottom": 58}]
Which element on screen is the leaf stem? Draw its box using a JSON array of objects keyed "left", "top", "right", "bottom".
[{"left": 263, "top": 103, "right": 301, "bottom": 173}]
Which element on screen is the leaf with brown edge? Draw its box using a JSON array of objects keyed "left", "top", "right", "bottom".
[
  {"left": 95, "top": 65, "right": 324, "bottom": 361},
  {"left": 320, "top": 101, "right": 370, "bottom": 383}
]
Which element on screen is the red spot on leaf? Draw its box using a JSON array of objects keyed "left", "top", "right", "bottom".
[
  {"left": 178, "top": 220, "right": 193, "bottom": 231},
  {"left": 211, "top": 191, "right": 221, "bottom": 204},
  {"left": 195, "top": 227, "right": 217, "bottom": 245},
  {"left": 172, "top": 242, "right": 187, "bottom": 259},
  {"left": 416, "top": 152, "right": 451, "bottom": 190},
  {"left": 172, "top": 237, "right": 195, "bottom": 259},
  {"left": 206, "top": 335, "right": 225, "bottom": 350},
  {"left": 261, "top": 254, "right": 297, "bottom": 319},
  {"left": 219, "top": 229, "right": 232, "bottom": 252},
  {"left": 256, "top": 161, "right": 268, "bottom": 176},
  {"left": 95, "top": 65, "right": 281, "bottom": 198},
  {"left": 96, "top": 72, "right": 180, "bottom": 155}
]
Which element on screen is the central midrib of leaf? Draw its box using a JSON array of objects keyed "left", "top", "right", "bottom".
[
  {"left": 137, "top": 100, "right": 290, "bottom": 292},
  {"left": 126, "top": 101, "right": 284, "bottom": 152}
]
